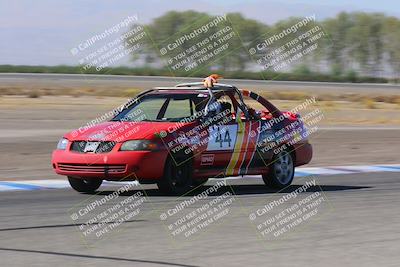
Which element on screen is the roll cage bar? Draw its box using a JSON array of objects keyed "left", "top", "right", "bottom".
[
  {"left": 118, "top": 80, "right": 282, "bottom": 121},
  {"left": 154, "top": 82, "right": 250, "bottom": 119}
]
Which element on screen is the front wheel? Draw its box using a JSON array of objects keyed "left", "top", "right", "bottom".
[
  {"left": 68, "top": 177, "right": 102, "bottom": 193},
  {"left": 157, "top": 155, "right": 192, "bottom": 195},
  {"left": 262, "top": 150, "right": 294, "bottom": 189}
]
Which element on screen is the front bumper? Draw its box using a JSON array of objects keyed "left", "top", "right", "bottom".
[{"left": 52, "top": 149, "right": 167, "bottom": 181}]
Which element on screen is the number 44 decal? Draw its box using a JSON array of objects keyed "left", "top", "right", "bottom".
[
  {"left": 215, "top": 126, "right": 232, "bottom": 148},
  {"left": 206, "top": 124, "right": 238, "bottom": 151}
]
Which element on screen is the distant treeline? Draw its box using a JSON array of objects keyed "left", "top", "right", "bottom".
[
  {"left": 2, "top": 11, "right": 400, "bottom": 83},
  {"left": 132, "top": 11, "right": 400, "bottom": 80}
]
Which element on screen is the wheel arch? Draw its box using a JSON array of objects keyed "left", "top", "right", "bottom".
[
  {"left": 166, "top": 146, "right": 194, "bottom": 168},
  {"left": 285, "top": 143, "right": 297, "bottom": 163}
]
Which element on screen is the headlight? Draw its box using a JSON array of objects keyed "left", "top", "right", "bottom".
[
  {"left": 57, "top": 138, "right": 68, "bottom": 150},
  {"left": 120, "top": 140, "right": 157, "bottom": 151}
]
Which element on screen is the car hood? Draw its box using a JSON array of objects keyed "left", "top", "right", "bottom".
[{"left": 64, "top": 121, "right": 190, "bottom": 142}]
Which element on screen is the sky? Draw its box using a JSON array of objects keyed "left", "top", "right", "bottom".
[{"left": 1, "top": 0, "right": 399, "bottom": 66}]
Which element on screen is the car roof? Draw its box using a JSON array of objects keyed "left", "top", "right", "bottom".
[
  {"left": 149, "top": 82, "right": 237, "bottom": 95},
  {"left": 147, "top": 89, "right": 205, "bottom": 95}
]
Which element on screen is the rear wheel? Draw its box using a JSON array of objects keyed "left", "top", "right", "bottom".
[
  {"left": 157, "top": 155, "right": 193, "bottom": 195},
  {"left": 68, "top": 177, "right": 102, "bottom": 193},
  {"left": 262, "top": 150, "right": 294, "bottom": 189}
]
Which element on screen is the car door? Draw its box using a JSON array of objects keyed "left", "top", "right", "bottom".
[
  {"left": 223, "top": 104, "right": 261, "bottom": 176},
  {"left": 196, "top": 96, "right": 238, "bottom": 177},
  {"left": 198, "top": 92, "right": 255, "bottom": 177}
]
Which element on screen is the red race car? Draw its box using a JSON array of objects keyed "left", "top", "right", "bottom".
[{"left": 52, "top": 77, "right": 312, "bottom": 194}]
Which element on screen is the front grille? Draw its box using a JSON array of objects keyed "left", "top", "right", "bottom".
[
  {"left": 58, "top": 163, "right": 126, "bottom": 173},
  {"left": 70, "top": 141, "right": 86, "bottom": 152},
  {"left": 70, "top": 141, "right": 116, "bottom": 153}
]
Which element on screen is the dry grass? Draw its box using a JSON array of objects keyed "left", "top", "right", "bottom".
[
  {"left": 321, "top": 101, "right": 337, "bottom": 110},
  {"left": 257, "top": 91, "right": 309, "bottom": 101},
  {"left": 362, "top": 99, "right": 377, "bottom": 109},
  {"left": 27, "top": 90, "right": 41, "bottom": 98},
  {"left": 0, "top": 86, "right": 141, "bottom": 98},
  {"left": 2, "top": 95, "right": 400, "bottom": 125},
  {"left": 123, "top": 88, "right": 141, "bottom": 97},
  {"left": 1, "top": 84, "right": 400, "bottom": 110}
]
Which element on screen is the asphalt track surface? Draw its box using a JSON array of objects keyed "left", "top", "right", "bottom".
[{"left": 0, "top": 172, "right": 399, "bottom": 267}]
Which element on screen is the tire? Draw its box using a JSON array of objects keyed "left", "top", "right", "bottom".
[
  {"left": 68, "top": 176, "right": 102, "bottom": 193},
  {"left": 192, "top": 178, "right": 209, "bottom": 188},
  {"left": 262, "top": 150, "right": 294, "bottom": 189},
  {"left": 157, "top": 154, "right": 193, "bottom": 195}
]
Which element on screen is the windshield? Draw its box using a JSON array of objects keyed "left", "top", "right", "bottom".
[{"left": 112, "top": 94, "right": 208, "bottom": 122}]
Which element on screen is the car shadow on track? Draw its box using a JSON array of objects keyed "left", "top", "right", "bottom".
[{"left": 92, "top": 184, "right": 371, "bottom": 197}]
